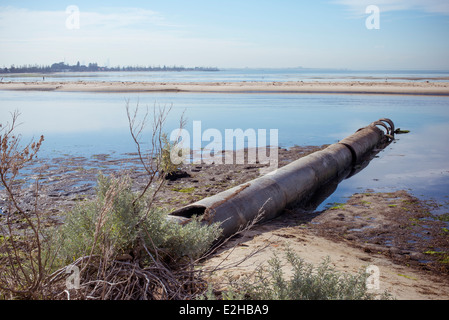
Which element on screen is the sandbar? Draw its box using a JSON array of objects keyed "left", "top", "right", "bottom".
[{"left": 1, "top": 80, "right": 449, "bottom": 95}]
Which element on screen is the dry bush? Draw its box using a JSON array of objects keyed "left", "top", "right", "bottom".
[
  {"left": 47, "top": 174, "right": 221, "bottom": 300},
  {"left": 0, "top": 110, "right": 53, "bottom": 299}
]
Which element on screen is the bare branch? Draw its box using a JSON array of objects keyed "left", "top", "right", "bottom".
[{"left": 0, "top": 111, "right": 49, "bottom": 299}]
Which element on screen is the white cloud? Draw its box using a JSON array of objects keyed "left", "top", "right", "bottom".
[
  {"left": 0, "top": 6, "right": 188, "bottom": 65},
  {"left": 0, "top": 6, "right": 171, "bottom": 40},
  {"left": 0, "top": 6, "right": 259, "bottom": 67},
  {"left": 79, "top": 7, "right": 174, "bottom": 29}
]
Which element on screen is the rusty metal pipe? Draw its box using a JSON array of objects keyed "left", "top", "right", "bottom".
[{"left": 169, "top": 119, "right": 395, "bottom": 238}]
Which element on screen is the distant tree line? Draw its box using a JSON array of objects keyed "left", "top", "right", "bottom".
[{"left": 0, "top": 61, "right": 219, "bottom": 73}]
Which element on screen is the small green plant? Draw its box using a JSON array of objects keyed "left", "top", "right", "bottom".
[
  {"left": 171, "top": 186, "right": 195, "bottom": 193},
  {"left": 212, "top": 249, "right": 393, "bottom": 300},
  {"left": 329, "top": 203, "right": 345, "bottom": 210},
  {"left": 397, "top": 273, "right": 417, "bottom": 280},
  {"left": 245, "top": 253, "right": 372, "bottom": 300},
  {"left": 394, "top": 128, "right": 410, "bottom": 134},
  {"left": 161, "top": 132, "right": 188, "bottom": 177},
  {"left": 423, "top": 250, "right": 449, "bottom": 264},
  {"left": 437, "top": 213, "right": 449, "bottom": 222}
]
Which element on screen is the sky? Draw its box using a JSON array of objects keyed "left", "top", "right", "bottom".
[{"left": 0, "top": 0, "right": 448, "bottom": 70}]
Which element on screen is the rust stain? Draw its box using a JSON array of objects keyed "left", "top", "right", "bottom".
[{"left": 203, "top": 183, "right": 251, "bottom": 223}]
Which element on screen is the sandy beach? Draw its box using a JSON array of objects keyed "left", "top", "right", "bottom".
[{"left": 1, "top": 80, "right": 449, "bottom": 95}]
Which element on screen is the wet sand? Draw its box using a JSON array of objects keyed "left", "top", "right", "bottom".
[{"left": 1, "top": 80, "right": 449, "bottom": 95}]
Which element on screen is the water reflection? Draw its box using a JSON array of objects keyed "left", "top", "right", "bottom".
[
  {"left": 1, "top": 90, "right": 448, "bottom": 213},
  {"left": 322, "top": 122, "right": 449, "bottom": 213},
  {"left": 304, "top": 132, "right": 395, "bottom": 212},
  {"left": 2, "top": 69, "right": 449, "bottom": 83}
]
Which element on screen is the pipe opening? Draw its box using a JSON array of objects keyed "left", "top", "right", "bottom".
[{"left": 170, "top": 205, "right": 207, "bottom": 218}]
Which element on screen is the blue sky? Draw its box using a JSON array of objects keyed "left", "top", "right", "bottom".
[{"left": 0, "top": 0, "right": 448, "bottom": 69}]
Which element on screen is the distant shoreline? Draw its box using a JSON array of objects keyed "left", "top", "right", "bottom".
[{"left": 1, "top": 80, "right": 449, "bottom": 96}]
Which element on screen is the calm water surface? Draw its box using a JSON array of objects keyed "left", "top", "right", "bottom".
[
  {"left": 1, "top": 90, "right": 448, "bottom": 214},
  {"left": 2, "top": 68, "right": 449, "bottom": 83}
]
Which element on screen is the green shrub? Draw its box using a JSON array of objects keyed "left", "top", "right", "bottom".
[
  {"left": 160, "top": 132, "right": 188, "bottom": 177},
  {"left": 54, "top": 174, "right": 222, "bottom": 266},
  {"left": 219, "top": 249, "right": 393, "bottom": 300},
  {"left": 163, "top": 216, "right": 221, "bottom": 260}
]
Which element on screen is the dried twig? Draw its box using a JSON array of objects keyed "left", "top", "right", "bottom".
[
  {"left": 126, "top": 100, "right": 186, "bottom": 226},
  {"left": 0, "top": 110, "right": 50, "bottom": 299},
  {"left": 200, "top": 198, "right": 274, "bottom": 274}
]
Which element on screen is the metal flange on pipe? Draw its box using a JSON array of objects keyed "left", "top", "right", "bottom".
[{"left": 169, "top": 118, "right": 395, "bottom": 239}]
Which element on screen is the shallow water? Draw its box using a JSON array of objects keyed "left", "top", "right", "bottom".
[
  {"left": 1, "top": 90, "right": 448, "bottom": 214},
  {"left": 2, "top": 68, "right": 449, "bottom": 83}
]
